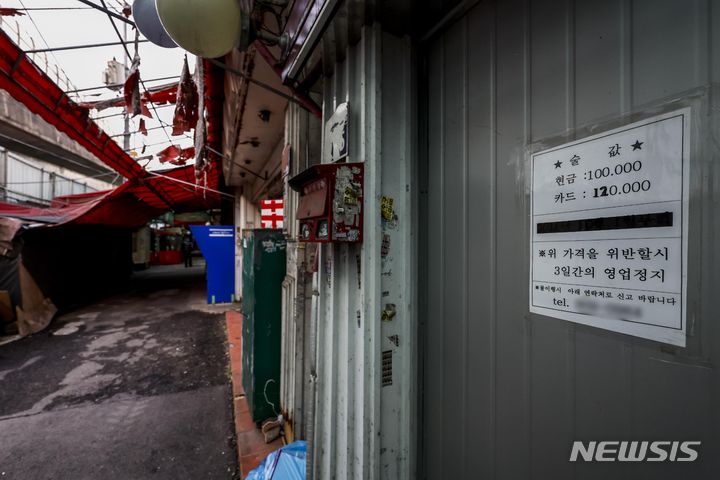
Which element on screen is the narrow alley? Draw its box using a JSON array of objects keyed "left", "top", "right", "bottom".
[
  {"left": 0, "top": 264, "right": 238, "bottom": 479},
  {"left": 1, "top": 2, "right": 719, "bottom": 479}
]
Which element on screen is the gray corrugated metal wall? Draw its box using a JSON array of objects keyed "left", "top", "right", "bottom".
[
  {"left": 422, "top": 0, "right": 719, "bottom": 479},
  {"left": 311, "top": 25, "right": 415, "bottom": 480},
  {"left": 4, "top": 154, "right": 95, "bottom": 205},
  {"left": 6, "top": 154, "right": 45, "bottom": 201},
  {"left": 280, "top": 101, "right": 321, "bottom": 444}
]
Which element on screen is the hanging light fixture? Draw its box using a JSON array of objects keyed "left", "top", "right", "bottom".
[
  {"left": 133, "top": 0, "right": 177, "bottom": 48},
  {"left": 155, "top": 0, "right": 244, "bottom": 58}
]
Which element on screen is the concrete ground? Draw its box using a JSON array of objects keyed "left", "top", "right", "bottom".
[
  {"left": 0, "top": 263, "right": 239, "bottom": 479},
  {"left": 225, "top": 311, "right": 284, "bottom": 478}
]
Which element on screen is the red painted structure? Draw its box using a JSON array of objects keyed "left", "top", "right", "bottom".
[
  {"left": 0, "top": 163, "right": 221, "bottom": 228},
  {"left": 0, "top": 29, "right": 227, "bottom": 227}
]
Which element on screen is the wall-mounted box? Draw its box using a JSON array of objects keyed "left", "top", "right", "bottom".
[{"left": 289, "top": 162, "right": 364, "bottom": 243}]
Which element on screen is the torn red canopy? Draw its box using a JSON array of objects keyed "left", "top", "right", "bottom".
[
  {"left": 172, "top": 57, "right": 198, "bottom": 135},
  {"left": 77, "top": 82, "right": 178, "bottom": 111},
  {"left": 0, "top": 164, "right": 221, "bottom": 228},
  {"left": 145, "top": 84, "right": 177, "bottom": 105},
  {"left": 124, "top": 56, "right": 142, "bottom": 117},
  {"left": 0, "top": 8, "right": 23, "bottom": 16},
  {"left": 157, "top": 145, "right": 195, "bottom": 166},
  {"left": 0, "top": 29, "right": 142, "bottom": 179},
  {"left": 203, "top": 59, "right": 224, "bottom": 161},
  {"left": 0, "top": 29, "right": 225, "bottom": 217}
]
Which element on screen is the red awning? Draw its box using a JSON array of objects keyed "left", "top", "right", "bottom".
[
  {"left": 0, "top": 29, "right": 226, "bottom": 221},
  {"left": 0, "top": 163, "right": 222, "bottom": 228},
  {"left": 0, "top": 29, "right": 142, "bottom": 180}
]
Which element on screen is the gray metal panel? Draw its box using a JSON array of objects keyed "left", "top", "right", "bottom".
[
  {"left": 310, "top": 25, "right": 415, "bottom": 480},
  {"left": 493, "top": 0, "right": 532, "bottom": 477},
  {"left": 314, "top": 27, "right": 382, "bottom": 480},
  {"left": 422, "top": 0, "right": 719, "bottom": 479},
  {"left": 279, "top": 99, "right": 322, "bottom": 452},
  {"left": 6, "top": 155, "right": 43, "bottom": 202}
]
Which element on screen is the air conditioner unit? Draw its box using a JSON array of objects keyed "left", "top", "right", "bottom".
[{"left": 102, "top": 59, "right": 126, "bottom": 90}]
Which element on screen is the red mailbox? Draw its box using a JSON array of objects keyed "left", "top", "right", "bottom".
[{"left": 289, "top": 162, "right": 364, "bottom": 243}]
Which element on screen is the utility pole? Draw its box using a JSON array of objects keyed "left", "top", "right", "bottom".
[{"left": 122, "top": 6, "right": 130, "bottom": 152}]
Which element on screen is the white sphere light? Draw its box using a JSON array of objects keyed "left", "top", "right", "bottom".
[{"left": 155, "top": 0, "right": 242, "bottom": 58}]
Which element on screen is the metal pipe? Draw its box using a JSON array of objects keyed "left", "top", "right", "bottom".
[
  {"left": 253, "top": 41, "right": 323, "bottom": 118},
  {"left": 66, "top": 75, "right": 180, "bottom": 94},
  {"left": 91, "top": 103, "right": 174, "bottom": 120},
  {"left": 109, "top": 124, "right": 166, "bottom": 138},
  {"left": 24, "top": 39, "right": 149, "bottom": 54},
  {"left": 16, "top": 7, "right": 94, "bottom": 11},
  {"left": 208, "top": 56, "right": 322, "bottom": 118},
  {"left": 147, "top": 171, "right": 236, "bottom": 199},
  {"left": 122, "top": 138, "right": 179, "bottom": 152},
  {"left": 205, "top": 145, "right": 267, "bottom": 181},
  {"left": 74, "top": 0, "right": 134, "bottom": 26},
  {"left": 122, "top": 14, "right": 130, "bottom": 152}
]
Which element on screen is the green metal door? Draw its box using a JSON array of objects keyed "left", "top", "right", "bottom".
[{"left": 241, "top": 229, "right": 287, "bottom": 423}]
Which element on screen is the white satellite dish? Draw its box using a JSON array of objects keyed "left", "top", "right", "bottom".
[
  {"left": 155, "top": 0, "right": 243, "bottom": 58},
  {"left": 133, "top": 0, "right": 177, "bottom": 48}
]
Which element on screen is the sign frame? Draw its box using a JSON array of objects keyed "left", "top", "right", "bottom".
[{"left": 529, "top": 107, "right": 691, "bottom": 346}]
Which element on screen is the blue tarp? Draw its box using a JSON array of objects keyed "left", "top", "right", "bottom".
[{"left": 246, "top": 440, "right": 307, "bottom": 480}]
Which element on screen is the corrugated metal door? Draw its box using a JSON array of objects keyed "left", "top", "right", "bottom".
[{"left": 421, "top": 1, "right": 719, "bottom": 479}]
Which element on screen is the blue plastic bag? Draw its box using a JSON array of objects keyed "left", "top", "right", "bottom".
[{"left": 246, "top": 440, "right": 307, "bottom": 480}]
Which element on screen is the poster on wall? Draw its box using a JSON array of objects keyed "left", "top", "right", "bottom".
[
  {"left": 529, "top": 108, "right": 690, "bottom": 346},
  {"left": 323, "top": 102, "right": 348, "bottom": 163}
]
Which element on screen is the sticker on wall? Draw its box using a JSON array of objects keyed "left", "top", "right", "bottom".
[
  {"left": 381, "top": 234, "right": 391, "bottom": 258},
  {"left": 381, "top": 196, "right": 394, "bottom": 221},
  {"left": 381, "top": 303, "right": 397, "bottom": 322},
  {"left": 529, "top": 108, "right": 690, "bottom": 346}
]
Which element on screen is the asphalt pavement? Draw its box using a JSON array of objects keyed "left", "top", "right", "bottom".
[{"left": 0, "top": 263, "right": 238, "bottom": 479}]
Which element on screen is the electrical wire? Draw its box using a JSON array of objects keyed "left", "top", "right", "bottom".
[
  {"left": 146, "top": 170, "right": 235, "bottom": 199},
  {"left": 0, "top": 132, "right": 114, "bottom": 176},
  {"left": 75, "top": 0, "right": 133, "bottom": 26},
  {"left": 15, "top": 7, "right": 95, "bottom": 11},
  {"left": 4, "top": 170, "right": 117, "bottom": 185},
  {"left": 95, "top": 1, "right": 188, "bottom": 172},
  {"left": 149, "top": 118, "right": 267, "bottom": 181},
  {"left": 97, "top": 0, "right": 174, "bottom": 145},
  {"left": 17, "top": 0, "right": 78, "bottom": 93},
  {"left": 91, "top": 103, "right": 174, "bottom": 121},
  {"left": 93, "top": 1, "right": 182, "bottom": 208},
  {"left": 122, "top": 137, "right": 193, "bottom": 153},
  {"left": 66, "top": 75, "right": 180, "bottom": 94}
]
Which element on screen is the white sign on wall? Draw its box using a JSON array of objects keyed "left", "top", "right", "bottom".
[
  {"left": 323, "top": 102, "right": 348, "bottom": 163},
  {"left": 530, "top": 108, "right": 690, "bottom": 346}
]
